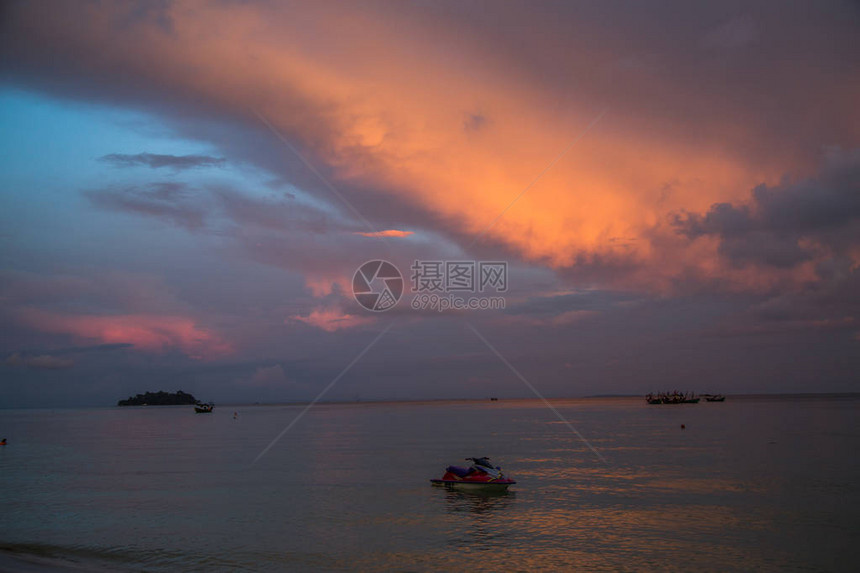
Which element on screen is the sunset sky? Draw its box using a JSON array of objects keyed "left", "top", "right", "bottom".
[{"left": 1, "top": 1, "right": 858, "bottom": 407}]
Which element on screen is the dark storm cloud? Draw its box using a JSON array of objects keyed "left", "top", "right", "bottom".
[
  {"left": 504, "top": 290, "right": 641, "bottom": 319},
  {"left": 2, "top": 343, "right": 133, "bottom": 370},
  {"left": 4, "top": 352, "right": 75, "bottom": 369},
  {"left": 673, "top": 148, "right": 860, "bottom": 344},
  {"left": 85, "top": 179, "right": 363, "bottom": 238},
  {"left": 748, "top": 258, "right": 860, "bottom": 325},
  {"left": 699, "top": 269, "right": 860, "bottom": 348},
  {"left": 25, "top": 343, "right": 134, "bottom": 356},
  {"left": 99, "top": 152, "right": 226, "bottom": 170},
  {"left": 86, "top": 182, "right": 207, "bottom": 230},
  {"left": 673, "top": 149, "right": 860, "bottom": 269},
  {"left": 0, "top": 270, "right": 191, "bottom": 316},
  {"left": 81, "top": 178, "right": 417, "bottom": 292},
  {"left": 213, "top": 188, "right": 334, "bottom": 235}
]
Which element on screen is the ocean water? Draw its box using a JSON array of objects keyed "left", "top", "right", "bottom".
[{"left": 1, "top": 396, "right": 858, "bottom": 572}]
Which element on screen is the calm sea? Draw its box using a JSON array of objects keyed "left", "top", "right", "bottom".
[{"left": 1, "top": 396, "right": 858, "bottom": 572}]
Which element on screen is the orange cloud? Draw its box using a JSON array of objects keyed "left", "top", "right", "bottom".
[
  {"left": 304, "top": 275, "right": 352, "bottom": 298},
  {"left": 170, "top": 2, "right": 794, "bottom": 283},
  {"left": 290, "top": 308, "right": 374, "bottom": 332},
  {"left": 354, "top": 230, "right": 414, "bottom": 238},
  {"left": 7, "top": 1, "right": 855, "bottom": 294},
  {"left": 19, "top": 309, "right": 232, "bottom": 360}
]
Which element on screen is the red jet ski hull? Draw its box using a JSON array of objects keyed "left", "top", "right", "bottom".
[
  {"left": 430, "top": 478, "right": 516, "bottom": 490},
  {"left": 430, "top": 466, "right": 516, "bottom": 490}
]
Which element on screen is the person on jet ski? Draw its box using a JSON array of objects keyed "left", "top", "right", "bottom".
[{"left": 466, "top": 457, "right": 502, "bottom": 478}]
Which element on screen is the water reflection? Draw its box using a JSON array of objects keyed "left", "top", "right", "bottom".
[
  {"left": 440, "top": 488, "right": 516, "bottom": 551},
  {"left": 442, "top": 488, "right": 516, "bottom": 515},
  {"left": 3, "top": 398, "right": 857, "bottom": 572}
]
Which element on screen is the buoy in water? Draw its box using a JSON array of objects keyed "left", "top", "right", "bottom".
[{"left": 680, "top": 424, "right": 686, "bottom": 430}]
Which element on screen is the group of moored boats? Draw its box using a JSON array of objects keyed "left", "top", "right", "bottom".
[{"left": 646, "top": 392, "right": 725, "bottom": 404}]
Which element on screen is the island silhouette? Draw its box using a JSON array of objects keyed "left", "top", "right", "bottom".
[{"left": 117, "top": 390, "right": 198, "bottom": 406}]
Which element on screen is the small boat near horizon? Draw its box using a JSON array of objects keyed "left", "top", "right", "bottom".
[
  {"left": 703, "top": 394, "right": 726, "bottom": 402},
  {"left": 194, "top": 402, "right": 214, "bottom": 413}
]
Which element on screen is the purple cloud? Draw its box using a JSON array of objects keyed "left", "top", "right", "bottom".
[{"left": 99, "top": 152, "right": 226, "bottom": 170}]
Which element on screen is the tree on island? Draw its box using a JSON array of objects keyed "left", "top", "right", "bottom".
[{"left": 117, "top": 390, "right": 198, "bottom": 406}]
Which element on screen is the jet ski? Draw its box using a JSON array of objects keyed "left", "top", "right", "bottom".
[{"left": 430, "top": 457, "right": 516, "bottom": 491}]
